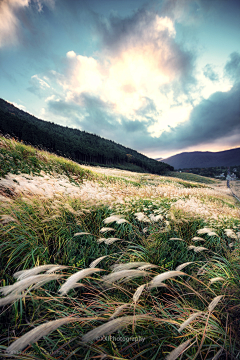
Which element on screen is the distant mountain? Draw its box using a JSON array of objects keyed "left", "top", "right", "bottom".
[
  {"left": 163, "top": 148, "right": 240, "bottom": 169},
  {"left": 0, "top": 98, "right": 173, "bottom": 175},
  {"left": 155, "top": 157, "right": 163, "bottom": 161}
]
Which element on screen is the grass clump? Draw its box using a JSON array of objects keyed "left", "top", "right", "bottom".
[{"left": 0, "top": 135, "right": 94, "bottom": 183}]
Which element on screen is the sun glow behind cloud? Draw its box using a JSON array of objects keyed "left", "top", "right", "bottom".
[
  {"left": 2, "top": 0, "right": 239, "bottom": 159},
  {"left": 49, "top": 14, "right": 191, "bottom": 133}
]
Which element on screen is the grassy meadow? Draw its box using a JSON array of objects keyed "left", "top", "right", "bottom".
[{"left": 0, "top": 135, "right": 240, "bottom": 359}]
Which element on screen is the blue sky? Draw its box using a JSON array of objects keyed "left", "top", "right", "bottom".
[{"left": 0, "top": 0, "right": 240, "bottom": 158}]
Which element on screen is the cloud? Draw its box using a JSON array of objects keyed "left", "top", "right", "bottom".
[
  {"left": 31, "top": 4, "right": 240, "bottom": 158},
  {"left": 203, "top": 64, "right": 219, "bottom": 82},
  {"left": 27, "top": 74, "right": 51, "bottom": 98},
  {"left": 50, "top": 9, "right": 195, "bottom": 119},
  {"left": 141, "top": 82, "right": 240, "bottom": 153},
  {"left": 0, "top": 0, "right": 55, "bottom": 48},
  {"left": 224, "top": 52, "right": 240, "bottom": 83}
]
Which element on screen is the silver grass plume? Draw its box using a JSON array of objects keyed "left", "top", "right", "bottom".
[
  {"left": 191, "top": 237, "right": 205, "bottom": 242},
  {"left": 6, "top": 317, "right": 81, "bottom": 354},
  {"left": 209, "top": 277, "right": 225, "bottom": 284},
  {"left": 102, "top": 270, "right": 148, "bottom": 284},
  {"left": 178, "top": 312, "right": 203, "bottom": 332},
  {"left": 138, "top": 264, "right": 158, "bottom": 270},
  {"left": 46, "top": 265, "right": 69, "bottom": 274},
  {"left": 208, "top": 231, "right": 218, "bottom": 236},
  {"left": 59, "top": 268, "right": 102, "bottom": 295},
  {"left": 148, "top": 271, "right": 185, "bottom": 289},
  {"left": 165, "top": 339, "right": 191, "bottom": 360},
  {"left": 97, "top": 238, "right": 107, "bottom": 243},
  {"left": 109, "top": 304, "right": 131, "bottom": 320},
  {"left": 82, "top": 315, "right": 151, "bottom": 342},
  {"left": 13, "top": 265, "right": 66, "bottom": 280},
  {"left": 74, "top": 232, "right": 91, "bottom": 236},
  {"left": 100, "top": 227, "right": 115, "bottom": 233},
  {"left": 169, "top": 238, "right": 184, "bottom": 241},
  {"left": 1, "top": 215, "right": 17, "bottom": 225},
  {"left": 111, "top": 262, "right": 150, "bottom": 272},
  {"left": 104, "top": 238, "right": 122, "bottom": 245},
  {"left": 0, "top": 293, "right": 25, "bottom": 307},
  {"left": 175, "top": 262, "right": 193, "bottom": 271},
  {"left": 208, "top": 295, "right": 224, "bottom": 312},
  {"left": 103, "top": 215, "right": 123, "bottom": 224},
  {"left": 194, "top": 246, "right": 208, "bottom": 253},
  {"left": 0, "top": 275, "right": 62, "bottom": 296},
  {"left": 197, "top": 228, "right": 214, "bottom": 234},
  {"left": 116, "top": 218, "right": 129, "bottom": 224},
  {"left": 90, "top": 255, "right": 108, "bottom": 268},
  {"left": 133, "top": 284, "right": 146, "bottom": 303}
]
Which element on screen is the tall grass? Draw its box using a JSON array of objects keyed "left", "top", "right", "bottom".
[{"left": 0, "top": 136, "right": 240, "bottom": 359}]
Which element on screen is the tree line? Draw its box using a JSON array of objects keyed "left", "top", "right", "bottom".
[{"left": 0, "top": 99, "right": 173, "bottom": 175}]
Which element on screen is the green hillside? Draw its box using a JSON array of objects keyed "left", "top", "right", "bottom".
[{"left": 0, "top": 99, "right": 173, "bottom": 175}]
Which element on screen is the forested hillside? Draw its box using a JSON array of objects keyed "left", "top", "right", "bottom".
[{"left": 0, "top": 99, "right": 173, "bottom": 175}]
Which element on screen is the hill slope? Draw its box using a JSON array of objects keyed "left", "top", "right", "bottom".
[
  {"left": 0, "top": 98, "right": 173, "bottom": 175},
  {"left": 163, "top": 148, "right": 240, "bottom": 169}
]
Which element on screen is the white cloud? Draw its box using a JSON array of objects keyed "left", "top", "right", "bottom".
[
  {"left": 50, "top": 14, "right": 192, "bottom": 124},
  {"left": 10, "top": 101, "right": 26, "bottom": 111},
  {"left": 0, "top": 0, "right": 55, "bottom": 47}
]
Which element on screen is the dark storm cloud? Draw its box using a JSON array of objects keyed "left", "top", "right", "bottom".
[
  {"left": 135, "top": 82, "right": 240, "bottom": 153},
  {"left": 97, "top": 7, "right": 195, "bottom": 75},
  {"left": 224, "top": 52, "right": 240, "bottom": 82},
  {"left": 47, "top": 98, "right": 81, "bottom": 118},
  {"left": 46, "top": 94, "right": 156, "bottom": 147},
  {"left": 47, "top": 76, "right": 240, "bottom": 155},
  {"left": 95, "top": 6, "right": 197, "bottom": 104},
  {"left": 203, "top": 64, "right": 219, "bottom": 81}
]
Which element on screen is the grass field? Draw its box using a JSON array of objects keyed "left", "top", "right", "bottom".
[{"left": 0, "top": 136, "right": 240, "bottom": 359}]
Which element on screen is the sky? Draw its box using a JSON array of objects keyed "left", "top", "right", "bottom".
[{"left": 0, "top": 0, "right": 240, "bottom": 159}]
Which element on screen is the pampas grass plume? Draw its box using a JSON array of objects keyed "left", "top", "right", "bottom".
[
  {"left": 0, "top": 293, "right": 25, "bottom": 307},
  {"left": 178, "top": 312, "right": 203, "bottom": 332},
  {"left": 59, "top": 268, "right": 102, "bottom": 295},
  {"left": 103, "top": 215, "right": 122, "bottom": 224},
  {"left": 109, "top": 304, "right": 130, "bottom": 320},
  {"left": 100, "top": 227, "right": 115, "bottom": 233},
  {"left": 194, "top": 246, "right": 208, "bottom": 253},
  {"left": 104, "top": 238, "right": 121, "bottom": 245},
  {"left": 0, "top": 274, "right": 62, "bottom": 296},
  {"left": 148, "top": 271, "right": 185, "bottom": 289},
  {"left": 14, "top": 265, "right": 66, "bottom": 280},
  {"left": 6, "top": 317, "right": 81, "bottom": 354},
  {"left": 102, "top": 270, "right": 148, "bottom": 284},
  {"left": 192, "top": 237, "right": 205, "bottom": 242},
  {"left": 165, "top": 339, "right": 191, "bottom": 360},
  {"left": 208, "top": 295, "right": 223, "bottom": 312},
  {"left": 82, "top": 315, "right": 151, "bottom": 342},
  {"left": 111, "top": 262, "right": 150, "bottom": 272},
  {"left": 209, "top": 277, "right": 225, "bottom": 284},
  {"left": 175, "top": 262, "right": 193, "bottom": 271},
  {"left": 90, "top": 255, "right": 108, "bottom": 268},
  {"left": 74, "top": 232, "right": 91, "bottom": 236},
  {"left": 133, "top": 284, "right": 146, "bottom": 303}
]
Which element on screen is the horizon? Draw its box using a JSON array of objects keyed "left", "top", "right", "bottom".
[{"left": 0, "top": 0, "right": 240, "bottom": 158}]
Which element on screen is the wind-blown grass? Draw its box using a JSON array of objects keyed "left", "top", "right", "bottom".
[{"left": 0, "top": 135, "right": 240, "bottom": 359}]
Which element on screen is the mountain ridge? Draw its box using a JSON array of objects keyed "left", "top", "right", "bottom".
[{"left": 162, "top": 148, "right": 240, "bottom": 169}]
